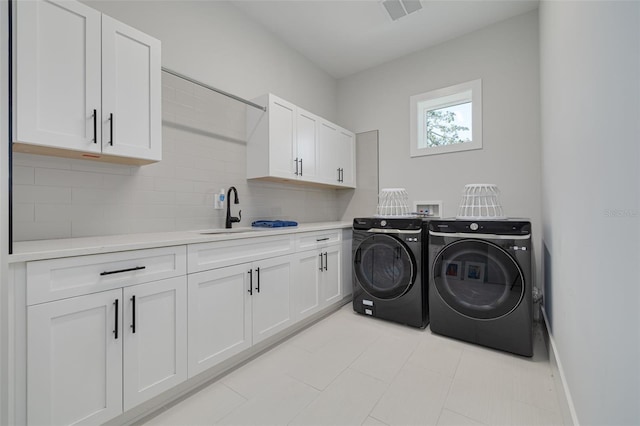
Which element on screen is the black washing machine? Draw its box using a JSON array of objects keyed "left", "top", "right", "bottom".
[
  {"left": 428, "top": 219, "right": 533, "bottom": 356},
  {"left": 352, "top": 217, "right": 428, "bottom": 328}
]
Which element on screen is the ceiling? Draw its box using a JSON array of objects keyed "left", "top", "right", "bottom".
[{"left": 230, "top": 0, "right": 539, "bottom": 79}]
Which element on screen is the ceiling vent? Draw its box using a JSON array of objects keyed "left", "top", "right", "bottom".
[{"left": 382, "top": 0, "right": 423, "bottom": 21}]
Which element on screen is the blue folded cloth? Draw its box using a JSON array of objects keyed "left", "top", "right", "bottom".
[{"left": 252, "top": 220, "right": 298, "bottom": 228}]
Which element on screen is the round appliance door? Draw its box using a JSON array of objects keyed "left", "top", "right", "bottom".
[
  {"left": 354, "top": 233, "right": 416, "bottom": 300},
  {"left": 432, "top": 239, "right": 524, "bottom": 320}
]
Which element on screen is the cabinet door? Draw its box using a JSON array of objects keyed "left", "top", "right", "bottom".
[
  {"left": 296, "top": 109, "right": 319, "bottom": 181},
  {"left": 268, "top": 97, "right": 297, "bottom": 178},
  {"left": 337, "top": 129, "right": 356, "bottom": 188},
  {"left": 187, "top": 264, "right": 252, "bottom": 377},
  {"left": 101, "top": 15, "right": 161, "bottom": 162},
  {"left": 123, "top": 277, "right": 187, "bottom": 410},
  {"left": 294, "top": 250, "right": 322, "bottom": 321},
  {"left": 318, "top": 121, "right": 343, "bottom": 185},
  {"left": 15, "top": 0, "right": 101, "bottom": 152},
  {"left": 27, "top": 289, "right": 123, "bottom": 425},
  {"left": 321, "top": 246, "right": 342, "bottom": 306},
  {"left": 252, "top": 256, "right": 294, "bottom": 344}
]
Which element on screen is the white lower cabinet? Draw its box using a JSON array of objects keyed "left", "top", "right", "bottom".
[
  {"left": 187, "top": 255, "right": 294, "bottom": 377},
  {"left": 294, "top": 251, "right": 322, "bottom": 319},
  {"left": 27, "top": 289, "right": 123, "bottom": 426},
  {"left": 321, "top": 246, "right": 342, "bottom": 305},
  {"left": 251, "top": 256, "right": 295, "bottom": 344},
  {"left": 27, "top": 276, "right": 187, "bottom": 425},
  {"left": 294, "top": 244, "right": 342, "bottom": 322},
  {"left": 123, "top": 278, "right": 187, "bottom": 410},
  {"left": 187, "top": 264, "right": 252, "bottom": 377},
  {"left": 20, "top": 228, "right": 349, "bottom": 424}
]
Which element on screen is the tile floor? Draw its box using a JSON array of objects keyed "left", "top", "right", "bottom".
[{"left": 143, "top": 304, "right": 565, "bottom": 426}]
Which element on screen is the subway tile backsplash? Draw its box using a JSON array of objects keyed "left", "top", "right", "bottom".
[{"left": 12, "top": 73, "right": 339, "bottom": 241}]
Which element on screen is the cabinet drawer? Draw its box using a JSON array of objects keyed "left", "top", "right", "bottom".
[
  {"left": 296, "top": 230, "right": 342, "bottom": 251},
  {"left": 27, "top": 246, "right": 187, "bottom": 305},
  {"left": 188, "top": 235, "right": 294, "bottom": 274}
]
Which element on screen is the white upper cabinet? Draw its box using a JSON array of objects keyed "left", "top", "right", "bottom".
[
  {"left": 336, "top": 128, "right": 355, "bottom": 187},
  {"left": 101, "top": 16, "right": 161, "bottom": 162},
  {"left": 295, "top": 108, "right": 320, "bottom": 181},
  {"left": 247, "top": 93, "right": 355, "bottom": 188},
  {"left": 266, "top": 95, "right": 297, "bottom": 179},
  {"left": 318, "top": 121, "right": 356, "bottom": 188},
  {"left": 14, "top": 0, "right": 162, "bottom": 165},
  {"left": 15, "top": 0, "right": 102, "bottom": 154}
]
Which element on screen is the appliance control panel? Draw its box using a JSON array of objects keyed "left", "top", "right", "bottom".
[
  {"left": 353, "top": 217, "right": 423, "bottom": 230},
  {"left": 429, "top": 219, "right": 531, "bottom": 235}
]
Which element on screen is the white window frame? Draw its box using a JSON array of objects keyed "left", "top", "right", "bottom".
[{"left": 410, "top": 79, "right": 482, "bottom": 157}]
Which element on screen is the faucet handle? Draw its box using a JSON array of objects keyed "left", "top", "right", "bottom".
[{"left": 231, "top": 210, "right": 242, "bottom": 224}]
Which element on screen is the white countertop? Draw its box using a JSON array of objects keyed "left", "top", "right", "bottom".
[{"left": 9, "top": 221, "right": 352, "bottom": 263}]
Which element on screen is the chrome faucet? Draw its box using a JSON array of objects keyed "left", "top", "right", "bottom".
[{"left": 225, "top": 186, "right": 241, "bottom": 228}]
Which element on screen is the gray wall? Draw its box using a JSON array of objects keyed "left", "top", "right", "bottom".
[
  {"left": 83, "top": 0, "right": 339, "bottom": 122},
  {"left": 337, "top": 11, "right": 542, "bottom": 288},
  {"left": 539, "top": 1, "right": 640, "bottom": 424}
]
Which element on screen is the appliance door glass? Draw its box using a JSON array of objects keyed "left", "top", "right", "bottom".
[
  {"left": 432, "top": 239, "right": 524, "bottom": 319},
  {"left": 354, "top": 234, "right": 416, "bottom": 300}
]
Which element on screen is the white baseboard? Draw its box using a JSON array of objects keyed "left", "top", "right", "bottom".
[{"left": 541, "top": 307, "right": 580, "bottom": 426}]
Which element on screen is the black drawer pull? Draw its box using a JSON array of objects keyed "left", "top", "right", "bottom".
[
  {"left": 108, "top": 113, "right": 114, "bottom": 146},
  {"left": 316, "top": 237, "right": 330, "bottom": 242},
  {"left": 92, "top": 109, "right": 97, "bottom": 144},
  {"left": 100, "top": 266, "right": 146, "bottom": 276},
  {"left": 130, "top": 295, "right": 136, "bottom": 333},
  {"left": 114, "top": 299, "right": 119, "bottom": 339},
  {"left": 248, "top": 269, "right": 253, "bottom": 295}
]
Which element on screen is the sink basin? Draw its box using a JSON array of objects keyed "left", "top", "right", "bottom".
[{"left": 196, "top": 227, "right": 265, "bottom": 235}]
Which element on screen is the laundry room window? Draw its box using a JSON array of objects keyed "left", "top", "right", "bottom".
[{"left": 410, "top": 79, "right": 482, "bottom": 157}]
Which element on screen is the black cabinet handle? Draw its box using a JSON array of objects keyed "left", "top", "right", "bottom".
[
  {"left": 337, "top": 168, "right": 341, "bottom": 182},
  {"left": 300, "top": 158, "right": 303, "bottom": 176},
  {"left": 108, "top": 113, "right": 114, "bottom": 146},
  {"left": 114, "top": 299, "right": 119, "bottom": 339},
  {"left": 248, "top": 269, "right": 253, "bottom": 295},
  {"left": 319, "top": 253, "right": 323, "bottom": 271},
  {"left": 294, "top": 158, "right": 299, "bottom": 176},
  {"left": 324, "top": 252, "right": 328, "bottom": 271},
  {"left": 130, "top": 295, "right": 136, "bottom": 333},
  {"left": 316, "top": 237, "right": 329, "bottom": 242},
  {"left": 92, "top": 109, "right": 97, "bottom": 144},
  {"left": 100, "top": 266, "right": 146, "bottom": 276},
  {"left": 255, "top": 267, "right": 261, "bottom": 293}
]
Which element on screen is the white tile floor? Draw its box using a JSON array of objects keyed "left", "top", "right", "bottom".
[{"left": 143, "top": 304, "right": 565, "bottom": 426}]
